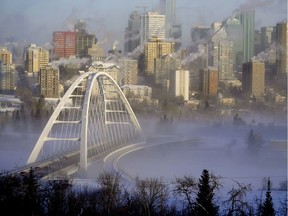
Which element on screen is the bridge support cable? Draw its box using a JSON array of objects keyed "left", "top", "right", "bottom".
[
  {"left": 27, "top": 70, "right": 145, "bottom": 176},
  {"left": 27, "top": 73, "right": 93, "bottom": 164}
]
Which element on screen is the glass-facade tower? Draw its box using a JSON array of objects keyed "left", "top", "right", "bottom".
[{"left": 236, "top": 10, "right": 255, "bottom": 63}]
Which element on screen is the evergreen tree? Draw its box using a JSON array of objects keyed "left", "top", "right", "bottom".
[
  {"left": 22, "top": 167, "right": 43, "bottom": 215},
  {"left": 261, "top": 178, "right": 275, "bottom": 216},
  {"left": 247, "top": 129, "right": 263, "bottom": 153},
  {"left": 194, "top": 169, "right": 219, "bottom": 216}
]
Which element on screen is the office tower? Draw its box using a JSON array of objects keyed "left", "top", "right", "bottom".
[
  {"left": 254, "top": 30, "right": 262, "bottom": 56},
  {"left": 160, "top": 0, "right": 176, "bottom": 37},
  {"left": 276, "top": 22, "right": 288, "bottom": 75},
  {"left": 141, "top": 12, "right": 166, "bottom": 47},
  {"left": 225, "top": 18, "right": 243, "bottom": 68},
  {"left": 125, "top": 11, "right": 142, "bottom": 53},
  {"left": 163, "top": 0, "right": 176, "bottom": 27},
  {"left": 236, "top": 10, "right": 255, "bottom": 63},
  {"left": 242, "top": 60, "right": 265, "bottom": 98},
  {"left": 209, "top": 23, "right": 234, "bottom": 80},
  {"left": 40, "top": 65, "right": 60, "bottom": 98},
  {"left": 144, "top": 37, "right": 174, "bottom": 75},
  {"left": 170, "top": 69, "right": 189, "bottom": 101},
  {"left": 260, "top": 27, "right": 277, "bottom": 75},
  {"left": 118, "top": 58, "right": 138, "bottom": 85},
  {"left": 154, "top": 54, "right": 180, "bottom": 89},
  {"left": 0, "top": 48, "right": 16, "bottom": 94},
  {"left": 53, "top": 31, "right": 76, "bottom": 59},
  {"left": 24, "top": 44, "right": 49, "bottom": 74},
  {"left": 191, "top": 26, "right": 211, "bottom": 49},
  {"left": 154, "top": 54, "right": 176, "bottom": 86},
  {"left": 74, "top": 20, "right": 97, "bottom": 58},
  {"left": 159, "top": 0, "right": 182, "bottom": 49},
  {"left": 210, "top": 22, "right": 227, "bottom": 43},
  {"left": 261, "top": 26, "right": 276, "bottom": 52},
  {"left": 200, "top": 67, "right": 218, "bottom": 96},
  {"left": 75, "top": 32, "right": 97, "bottom": 58},
  {"left": 170, "top": 24, "right": 182, "bottom": 50},
  {"left": 189, "top": 70, "right": 200, "bottom": 91},
  {"left": 209, "top": 22, "right": 223, "bottom": 52}
]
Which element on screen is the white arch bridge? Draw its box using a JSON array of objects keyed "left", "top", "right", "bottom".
[{"left": 25, "top": 71, "right": 145, "bottom": 177}]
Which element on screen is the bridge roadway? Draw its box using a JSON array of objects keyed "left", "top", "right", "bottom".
[
  {"left": 101, "top": 135, "right": 201, "bottom": 181},
  {"left": 8, "top": 136, "right": 199, "bottom": 180}
]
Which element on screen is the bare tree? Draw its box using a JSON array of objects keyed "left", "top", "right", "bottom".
[
  {"left": 222, "top": 180, "right": 253, "bottom": 216},
  {"left": 133, "top": 177, "right": 169, "bottom": 216},
  {"left": 95, "top": 171, "right": 123, "bottom": 216},
  {"left": 173, "top": 175, "right": 198, "bottom": 215}
]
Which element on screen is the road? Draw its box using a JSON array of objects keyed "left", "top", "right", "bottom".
[{"left": 101, "top": 135, "right": 200, "bottom": 181}]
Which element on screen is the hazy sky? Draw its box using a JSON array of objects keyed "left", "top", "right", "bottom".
[{"left": 0, "top": 0, "right": 287, "bottom": 50}]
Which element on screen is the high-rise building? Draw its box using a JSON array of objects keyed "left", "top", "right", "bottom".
[
  {"left": 75, "top": 32, "right": 97, "bottom": 58},
  {"left": 159, "top": 0, "right": 181, "bottom": 49},
  {"left": 24, "top": 44, "right": 49, "bottom": 74},
  {"left": 225, "top": 18, "right": 243, "bottom": 68},
  {"left": 0, "top": 64, "right": 16, "bottom": 94},
  {"left": 0, "top": 48, "right": 12, "bottom": 65},
  {"left": 276, "top": 22, "right": 288, "bottom": 75},
  {"left": 53, "top": 31, "right": 76, "bottom": 59},
  {"left": 170, "top": 24, "right": 182, "bottom": 50},
  {"left": 118, "top": 58, "right": 138, "bottom": 85},
  {"left": 144, "top": 37, "right": 174, "bottom": 75},
  {"left": 141, "top": 12, "right": 166, "bottom": 47},
  {"left": 200, "top": 67, "right": 218, "bottom": 96},
  {"left": 0, "top": 49, "right": 16, "bottom": 94},
  {"left": 254, "top": 30, "right": 262, "bottom": 56},
  {"left": 40, "top": 65, "right": 60, "bottom": 98},
  {"left": 236, "top": 10, "right": 255, "bottom": 63},
  {"left": 261, "top": 26, "right": 276, "bottom": 52},
  {"left": 217, "top": 41, "right": 234, "bottom": 80},
  {"left": 74, "top": 20, "right": 97, "bottom": 58},
  {"left": 24, "top": 44, "right": 49, "bottom": 89},
  {"left": 191, "top": 26, "right": 211, "bottom": 50},
  {"left": 160, "top": 0, "right": 176, "bottom": 37},
  {"left": 125, "top": 11, "right": 142, "bottom": 53},
  {"left": 154, "top": 53, "right": 179, "bottom": 87},
  {"left": 170, "top": 69, "right": 189, "bottom": 101},
  {"left": 209, "top": 23, "right": 234, "bottom": 80},
  {"left": 242, "top": 60, "right": 265, "bottom": 98}
]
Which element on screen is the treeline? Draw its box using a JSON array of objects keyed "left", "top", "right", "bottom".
[{"left": 0, "top": 169, "right": 286, "bottom": 216}]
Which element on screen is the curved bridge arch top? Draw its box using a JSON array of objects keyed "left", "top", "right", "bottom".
[{"left": 27, "top": 71, "right": 145, "bottom": 172}]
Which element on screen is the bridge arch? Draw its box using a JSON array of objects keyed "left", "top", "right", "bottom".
[{"left": 27, "top": 71, "right": 145, "bottom": 172}]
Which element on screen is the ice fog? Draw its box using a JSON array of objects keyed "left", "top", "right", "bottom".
[
  {"left": 84, "top": 109, "right": 287, "bottom": 188},
  {"left": 0, "top": 109, "right": 286, "bottom": 194}
]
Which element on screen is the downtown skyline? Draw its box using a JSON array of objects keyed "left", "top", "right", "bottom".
[{"left": 0, "top": 0, "right": 287, "bottom": 51}]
